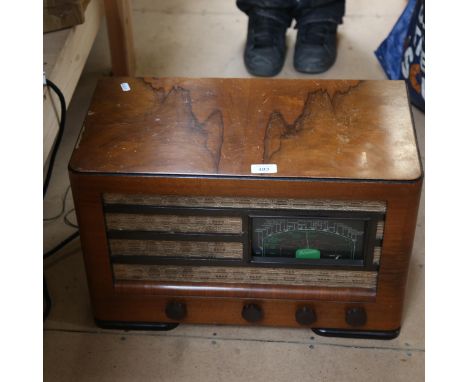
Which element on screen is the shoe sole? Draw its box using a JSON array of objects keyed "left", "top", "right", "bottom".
[
  {"left": 293, "top": 56, "right": 336, "bottom": 74},
  {"left": 245, "top": 65, "right": 283, "bottom": 77}
]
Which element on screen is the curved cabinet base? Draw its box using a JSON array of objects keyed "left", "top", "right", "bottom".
[
  {"left": 95, "top": 319, "right": 179, "bottom": 331},
  {"left": 312, "top": 327, "right": 400, "bottom": 340}
]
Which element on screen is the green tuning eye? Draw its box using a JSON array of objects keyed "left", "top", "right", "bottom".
[{"left": 295, "top": 248, "right": 321, "bottom": 259}]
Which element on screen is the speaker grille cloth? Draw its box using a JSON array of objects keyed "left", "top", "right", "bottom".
[
  {"left": 114, "top": 264, "right": 377, "bottom": 289},
  {"left": 104, "top": 194, "right": 387, "bottom": 213},
  {"left": 110, "top": 240, "right": 243, "bottom": 259}
]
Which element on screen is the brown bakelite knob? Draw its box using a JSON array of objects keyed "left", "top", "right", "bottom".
[
  {"left": 345, "top": 307, "right": 367, "bottom": 327},
  {"left": 242, "top": 303, "right": 263, "bottom": 323},
  {"left": 165, "top": 301, "right": 187, "bottom": 321},
  {"left": 295, "top": 306, "right": 317, "bottom": 326}
]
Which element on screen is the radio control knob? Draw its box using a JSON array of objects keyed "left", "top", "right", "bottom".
[
  {"left": 345, "top": 307, "right": 367, "bottom": 327},
  {"left": 242, "top": 303, "right": 263, "bottom": 323},
  {"left": 295, "top": 306, "right": 317, "bottom": 326},
  {"left": 165, "top": 301, "right": 187, "bottom": 321}
]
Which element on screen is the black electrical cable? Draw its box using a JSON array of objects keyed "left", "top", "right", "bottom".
[
  {"left": 63, "top": 208, "right": 79, "bottom": 228},
  {"left": 43, "top": 78, "right": 80, "bottom": 320},
  {"left": 44, "top": 79, "right": 67, "bottom": 197},
  {"left": 43, "top": 231, "right": 80, "bottom": 260},
  {"left": 43, "top": 78, "right": 80, "bottom": 252},
  {"left": 43, "top": 185, "right": 72, "bottom": 221},
  {"left": 43, "top": 277, "right": 52, "bottom": 321}
]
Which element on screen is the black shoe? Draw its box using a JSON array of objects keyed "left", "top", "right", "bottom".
[
  {"left": 294, "top": 21, "right": 338, "bottom": 74},
  {"left": 244, "top": 10, "right": 290, "bottom": 77}
]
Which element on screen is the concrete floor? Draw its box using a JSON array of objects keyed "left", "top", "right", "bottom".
[{"left": 44, "top": 0, "right": 425, "bottom": 381}]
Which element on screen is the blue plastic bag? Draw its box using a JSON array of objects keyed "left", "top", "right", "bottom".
[
  {"left": 401, "top": 1, "right": 425, "bottom": 111},
  {"left": 375, "top": 0, "right": 425, "bottom": 111}
]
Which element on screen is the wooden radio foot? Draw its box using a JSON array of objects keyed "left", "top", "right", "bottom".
[
  {"left": 312, "top": 327, "right": 400, "bottom": 340},
  {"left": 95, "top": 319, "right": 179, "bottom": 331}
]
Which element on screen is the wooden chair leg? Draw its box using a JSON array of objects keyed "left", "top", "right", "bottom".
[{"left": 103, "top": 0, "right": 135, "bottom": 76}]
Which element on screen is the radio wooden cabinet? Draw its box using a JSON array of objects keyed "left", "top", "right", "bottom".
[{"left": 69, "top": 78, "right": 422, "bottom": 338}]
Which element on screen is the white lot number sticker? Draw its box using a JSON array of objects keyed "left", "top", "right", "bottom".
[
  {"left": 120, "top": 82, "right": 131, "bottom": 91},
  {"left": 251, "top": 164, "right": 277, "bottom": 174}
]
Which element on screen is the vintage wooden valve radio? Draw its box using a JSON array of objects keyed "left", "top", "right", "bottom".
[{"left": 69, "top": 78, "right": 422, "bottom": 339}]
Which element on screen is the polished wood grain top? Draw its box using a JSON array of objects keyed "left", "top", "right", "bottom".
[{"left": 69, "top": 78, "right": 421, "bottom": 181}]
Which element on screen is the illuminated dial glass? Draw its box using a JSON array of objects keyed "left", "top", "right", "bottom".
[{"left": 251, "top": 217, "right": 366, "bottom": 261}]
